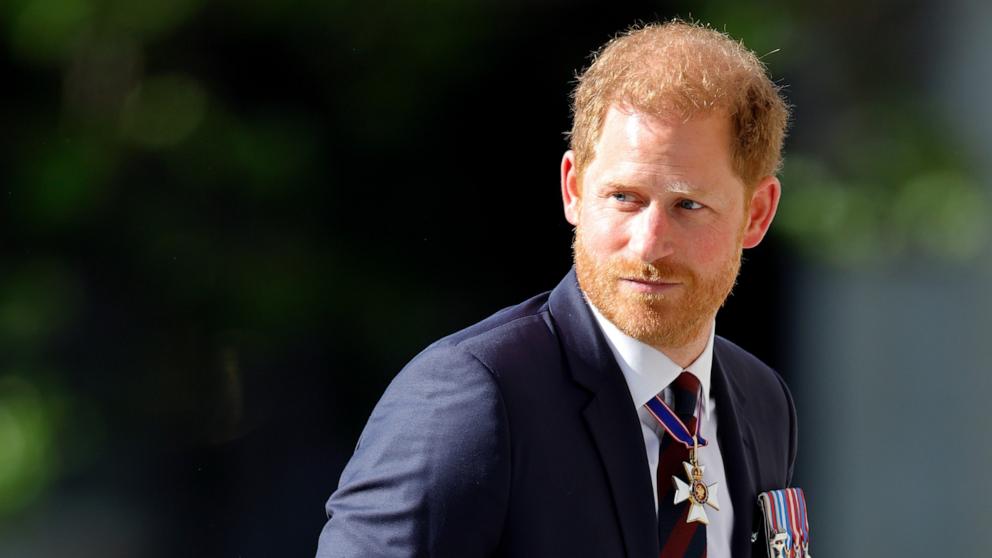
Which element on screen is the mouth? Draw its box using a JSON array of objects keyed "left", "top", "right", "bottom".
[{"left": 618, "top": 277, "right": 681, "bottom": 294}]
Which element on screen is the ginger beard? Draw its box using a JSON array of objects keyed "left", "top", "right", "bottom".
[{"left": 573, "top": 225, "right": 744, "bottom": 351}]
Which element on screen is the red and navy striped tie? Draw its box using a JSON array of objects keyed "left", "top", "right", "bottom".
[{"left": 657, "top": 372, "right": 706, "bottom": 558}]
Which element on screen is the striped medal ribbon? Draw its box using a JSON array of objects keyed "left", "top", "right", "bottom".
[{"left": 758, "top": 487, "right": 811, "bottom": 558}]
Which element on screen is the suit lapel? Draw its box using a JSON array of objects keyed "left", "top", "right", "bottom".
[
  {"left": 549, "top": 269, "right": 658, "bottom": 558},
  {"left": 711, "top": 341, "right": 760, "bottom": 556}
]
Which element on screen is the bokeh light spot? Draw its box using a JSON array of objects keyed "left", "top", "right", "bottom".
[
  {"left": 11, "top": 0, "right": 92, "bottom": 63},
  {"left": 103, "top": 0, "right": 201, "bottom": 39},
  {"left": 895, "top": 172, "right": 989, "bottom": 261},
  {"left": 0, "top": 376, "right": 56, "bottom": 516},
  {"left": 17, "top": 139, "right": 114, "bottom": 227},
  {"left": 0, "top": 262, "right": 80, "bottom": 349},
  {"left": 121, "top": 74, "right": 207, "bottom": 149}
]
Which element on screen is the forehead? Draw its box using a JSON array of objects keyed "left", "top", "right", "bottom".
[{"left": 586, "top": 104, "right": 738, "bottom": 187}]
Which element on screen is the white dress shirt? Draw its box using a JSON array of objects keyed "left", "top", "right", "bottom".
[{"left": 588, "top": 303, "right": 734, "bottom": 558}]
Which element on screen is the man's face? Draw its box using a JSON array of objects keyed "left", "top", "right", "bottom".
[{"left": 561, "top": 105, "right": 779, "bottom": 353}]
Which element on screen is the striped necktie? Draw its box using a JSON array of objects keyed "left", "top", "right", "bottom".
[{"left": 656, "top": 371, "right": 706, "bottom": 557}]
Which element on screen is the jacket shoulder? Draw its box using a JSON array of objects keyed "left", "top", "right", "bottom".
[
  {"left": 422, "top": 290, "right": 558, "bottom": 370},
  {"left": 318, "top": 290, "right": 564, "bottom": 556}
]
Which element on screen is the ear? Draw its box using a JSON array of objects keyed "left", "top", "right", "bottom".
[
  {"left": 741, "top": 175, "right": 781, "bottom": 249},
  {"left": 561, "top": 150, "right": 582, "bottom": 226}
]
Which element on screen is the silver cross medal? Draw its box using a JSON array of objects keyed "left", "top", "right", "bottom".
[{"left": 672, "top": 445, "right": 720, "bottom": 524}]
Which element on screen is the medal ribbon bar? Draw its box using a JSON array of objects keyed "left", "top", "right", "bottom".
[
  {"left": 758, "top": 487, "right": 811, "bottom": 557},
  {"left": 644, "top": 394, "right": 708, "bottom": 450}
]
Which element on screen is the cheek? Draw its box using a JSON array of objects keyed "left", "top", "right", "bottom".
[
  {"left": 581, "top": 213, "right": 629, "bottom": 253},
  {"left": 684, "top": 224, "right": 740, "bottom": 266}
]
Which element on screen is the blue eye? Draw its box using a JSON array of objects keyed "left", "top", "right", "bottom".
[
  {"left": 610, "top": 192, "right": 634, "bottom": 203},
  {"left": 678, "top": 199, "right": 703, "bottom": 210}
]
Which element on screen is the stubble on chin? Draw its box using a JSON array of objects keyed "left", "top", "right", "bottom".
[{"left": 572, "top": 232, "right": 742, "bottom": 351}]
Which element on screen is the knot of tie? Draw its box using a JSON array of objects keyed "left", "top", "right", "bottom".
[{"left": 670, "top": 371, "right": 700, "bottom": 423}]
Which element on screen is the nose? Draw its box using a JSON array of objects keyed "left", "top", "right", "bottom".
[{"left": 627, "top": 203, "right": 674, "bottom": 263}]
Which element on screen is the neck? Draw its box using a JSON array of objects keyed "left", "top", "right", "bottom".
[{"left": 653, "top": 325, "right": 711, "bottom": 369}]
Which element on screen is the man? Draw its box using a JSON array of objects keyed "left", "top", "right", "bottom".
[{"left": 317, "top": 20, "right": 796, "bottom": 558}]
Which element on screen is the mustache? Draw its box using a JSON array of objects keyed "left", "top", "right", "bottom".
[
  {"left": 605, "top": 258, "right": 694, "bottom": 283},
  {"left": 570, "top": 232, "right": 695, "bottom": 284}
]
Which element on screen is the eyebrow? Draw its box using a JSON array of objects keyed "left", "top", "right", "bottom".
[
  {"left": 602, "top": 179, "right": 702, "bottom": 195},
  {"left": 663, "top": 180, "right": 697, "bottom": 195}
]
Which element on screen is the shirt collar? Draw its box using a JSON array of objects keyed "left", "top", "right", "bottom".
[{"left": 587, "top": 302, "right": 714, "bottom": 415}]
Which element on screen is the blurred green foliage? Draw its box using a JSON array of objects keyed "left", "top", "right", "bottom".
[
  {"left": 8, "top": 0, "right": 93, "bottom": 63},
  {"left": 2, "top": 0, "right": 990, "bottom": 550},
  {"left": 699, "top": 3, "right": 991, "bottom": 266},
  {"left": 121, "top": 74, "right": 207, "bottom": 148},
  {"left": 13, "top": 139, "right": 116, "bottom": 228},
  {"left": 0, "top": 376, "right": 60, "bottom": 517},
  {"left": 777, "top": 101, "right": 989, "bottom": 265},
  {"left": 0, "top": 262, "right": 80, "bottom": 349}
]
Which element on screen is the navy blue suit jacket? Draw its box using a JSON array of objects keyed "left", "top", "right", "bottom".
[{"left": 317, "top": 269, "right": 797, "bottom": 557}]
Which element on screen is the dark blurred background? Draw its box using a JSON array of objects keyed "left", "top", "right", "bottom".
[{"left": 2, "top": 0, "right": 990, "bottom": 556}]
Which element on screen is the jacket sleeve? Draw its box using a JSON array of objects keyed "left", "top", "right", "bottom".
[{"left": 316, "top": 344, "right": 511, "bottom": 558}]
